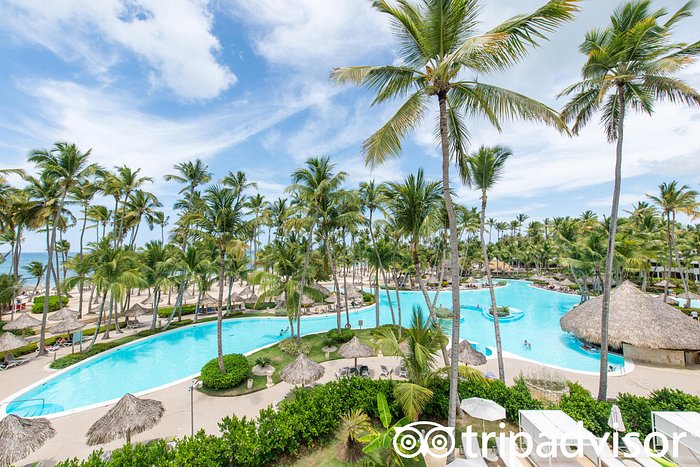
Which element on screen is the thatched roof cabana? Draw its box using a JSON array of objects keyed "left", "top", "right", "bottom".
[
  {"left": 456, "top": 340, "right": 487, "bottom": 366},
  {"left": 0, "top": 414, "right": 55, "bottom": 466},
  {"left": 559, "top": 278, "right": 575, "bottom": 287},
  {"left": 531, "top": 275, "right": 549, "bottom": 282},
  {"left": 199, "top": 293, "right": 219, "bottom": 307},
  {"left": 280, "top": 353, "right": 324, "bottom": 386},
  {"left": 239, "top": 286, "right": 252, "bottom": 298},
  {"left": 2, "top": 313, "right": 41, "bottom": 332},
  {"left": 653, "top": 280, "right": 672, "bottom": 288},
  {"left": 49, "top": 308, "right": 78, "bottom": 321},
  {"left": 560, "top": 281, "right": 700, "bottom": 351},
  {"left": 230, "top": 292, "right": 245, "bottom": 304},
  {"left": 0, "top": 332, "right": 29, "bottom": 352},
  {"left": 300, "top": 294, "right": 314, "bottom": 307},
  {"left": 123, "top": 303, "right": 150, "bottom": 318},
  {"left": 338, "top": 336, "right": 374, "bottom": 368},
  {"left": 325, "top": 293, "right": 337, "bottom": 304},
  {"left": 48, "top": 316, "right": 85, "bottom": 334},
  {"left": 310, "top": 283, "right": 331, "bottom": 297},
  {"left": 247, "top": 292, "right": 258, "bottom": 303},
  {"left": 86, "top": 393, "right": 164, "bottom": 446}
]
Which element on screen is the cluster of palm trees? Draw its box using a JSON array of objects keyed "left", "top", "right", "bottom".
[{"left": 0, "top": 0, "right": 698, "bottom": 453}]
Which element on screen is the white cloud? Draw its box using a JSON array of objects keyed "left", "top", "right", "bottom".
[{"left": 0, "top": 0, "right": 234, "bottom": 99}]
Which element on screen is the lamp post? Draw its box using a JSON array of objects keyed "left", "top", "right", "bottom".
[{"left": 189, "top": 380, "right": 202, "bottom": 436}]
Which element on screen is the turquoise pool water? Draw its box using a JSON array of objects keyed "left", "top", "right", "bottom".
[{"left": 2, "top": 280, "right": 624, "bottom": 417}]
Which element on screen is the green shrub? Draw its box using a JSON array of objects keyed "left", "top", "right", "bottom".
[
  {"left": 370, "top": 324, "right": 408, "bottom": 340},
  {"left": 558, "top": 383, "right": 611, "bottom": 436},
  {"left": 200, "top": 354, "right": 250, "bottom": 390},
  {"left": 617, "top": 388, "right": 700, "bottom": 436},
  {"left": 172, "top": 431, "right": 229, "bottom": 466},
  {"left": 325, "top": 328, "right": 354, "bottom": 344},
  {"left": 255, "top": 356, "right": 272, "bottom": 367},
  {"left": 32, "top": 295, "right": 69, "bottom": 313},
  {"left": 246, "top": 301, "right": 275, "bottom": 310},
  {"left": 278, "top": 338, "right": 311, "bottom": 356},
  {"left": 361, "top": 290, "right": 375, "bottom": 304}
]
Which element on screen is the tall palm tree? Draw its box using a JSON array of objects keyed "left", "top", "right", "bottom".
[
  {"left": 559, "top": 0, "right": 700, "bottom": 401},
  {"left": 187, "top": 185, "right": 245, "bottom": 371},
  {"left": 23, "top": 260, "right": 46, "bottom": 295},
  {"left": 332, "top": 0, "right": 576, "bottom": 434},
  {"left": 246, "top": 193, "right": 269, "bottom": 270},
  {"left": 70, "top": 179, "right": 99, "bottom": 317},
  {"left": 383, "top": 169, "right": 449, "bottom": 364},
  {"left": 647, "top": 181, "right": 698, "bottom": 306},
  {"left": 111, "top": 166, "right": 153, "bottom": 245},
  {"left": 28, "top": 142, "right": 97, "bottom": 354},
  {"left": 466, "top": 145, "right": 511, "bottom": 382},
  {"left": 140, "top": 241, "right": 174, "bottom": 330},
  {"left": 287, "top": 157, "right": 346, "bottom": 337}
]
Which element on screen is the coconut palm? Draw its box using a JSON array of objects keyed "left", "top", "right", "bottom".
[
  {"left": 647, "top": 181, "right": 699, "bottom": 306},
  {"left": 559, "top": 0, "right": 700, "bottom": 401},
  {"left": 140, "top": 241, "right": 174, "bottom": 330},
  {"left": 186, "top": 185, "right": 246, "bottom": 371},
  {"left": 332, "top": 0, "right": 576, "bottom": 433},
  {"left": 28, "top": 142, "right": 97, "bottom": 354},
  {"left": 70, "top": 179, "right": 99, "bottom": 317},
  {"left": 466, "top": 145, "right": 512, "bottom": 382},
  {"left": 246, "top": 193, "right": 269, "bottom": 270},
  {"left": 23, "top": 261, "right": 46, "bottom": 295}
]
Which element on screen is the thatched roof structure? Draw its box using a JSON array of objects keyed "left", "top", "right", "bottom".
[
  {"left": 531, "top": 275, "right": 549, "bottom": 282},
  {"left": 280, "top": 353, "right": 324, "bottom": 386},
  {"left": 199, "top": 293, "right": 219, "bottom": 307},
  {"left": 456, "top": 340, "right": 487, "bottom": 366},
  {"left": 300, "top": 294, "right": 314, "bottom": 307},
  {"left": 310, "top": 283, "right": 331, "bottom": 297},
  {"left": 559, "top": 278, "right": 575, "bottom": 287},
  {"left": 560, "top": 281, "right": 700, "bottom": 350},
  {"left": 426, "top": 275, "right": 440, "bottom": 285},
  {"left": 2, "top": 313, "right": 40, "bottom": 331},
  {"left": 0, "top": 414, "right": 55, "bottom": 466},
  {"left": 325, "top": 293, "right": 337, "bottom": 304},
  {"left": 123, "top": 303, "right": 150, "bottom": 318},
  {"left": 48, "top": 316, "right": 85, "bottom": 334},
  {"left": 345, "top": 289, "right": 362, "bottom": 299},
  {"left": 49, "top": 308, "right": 78, "bottom": 321},
  {"left": 229, "top": 292, "right": 245, "bottom": 304},
  {"left": 0, "top": 332, "right": 29, "bottom": 352},
  {"left": 653, "top": 280, "right": 672, "bottom": 288},
  {"left": 339, "top": 336, "right": 374, "bottom": 367},
  {"left": 247, "top": 292, "right": 258, "bottom": 303},
  {"left": 239, "top": 286, "right": 252, "bottom": 298},
  {"left": 86, "top": 393, "right": 164, "bottom": 446}
]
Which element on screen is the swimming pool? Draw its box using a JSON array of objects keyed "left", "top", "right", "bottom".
[{"left": 2, "top": 280, "right": 624, "bottom": 418}]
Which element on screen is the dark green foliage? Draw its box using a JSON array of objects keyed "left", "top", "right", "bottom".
[
  {"left": 200, "top": 354, "right": 250, "bottom": 390},
  {"left": 361, "top": 290, "right": 375, "bottom": 304},
  {"left": 278, "top": 337, "right": 311, "bottom": 355},
  {"left": 617, "top": 388, "right": 700, "bottom": 436},
  {"left": 558, "top": 383, "right": 611, "bottom": 436},
  {"left": 325, "top": 327, "right": 354, "bottom": 344},
  {"left": 31, "top": 295, "right": 69, "bottom": 313}
]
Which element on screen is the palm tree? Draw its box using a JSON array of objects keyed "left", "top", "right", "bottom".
[
  {"left": 28, "top": 142, "right": 97, "bottom": 355},
  {"left": 111, "top": 166, "right": 153, "bottom": 246},
  {"left": 222, "top": 170, "right": 257, "bottom": 202},
  {"left": 383, "top": 169, "right": 449, "bottom": 364},
  {"left": 23, "top": 260, "right": 46, "bottom": 295},
  {"left": 647, "top": 181, "right": 698, "bottom": 306},
  {"left": 332, "top": 0, "right": 576, "bottom": 434},
  {"left": 467, "top": 146, "right": 511, "bottom": 382},
  {"left": 559, "top": 0, "right": 700, "bottom": 401},
  {"left": 70, "top": 179, "right": 99, "bottom": 317},
  {"left": 187, "top": 185, "right": 245, "bottom": 371},
  {"left": 246, "top": 193, "right": 269, "bottom": 270},
  {"left": 287, "top": 157, "right": 346, "bottom": 337},
  {"left": 140, "top": 241, "right": 174, "bottom": 330}
]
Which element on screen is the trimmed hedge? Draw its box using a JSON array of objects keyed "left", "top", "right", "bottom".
[
  {"left": 325, "top": 328, "right": 354, "bottom": 344},
  {"left": 200, "top": 354, "right": 250, "bottom": 390},
  {"left": 31, "top": 295, "right": 69, "bottom": 313}
]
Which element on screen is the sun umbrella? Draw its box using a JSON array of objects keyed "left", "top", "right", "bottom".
[
  {"left": 0, "top": 332, "right": 29, "bottom": 352},
  {"left": 0, "top": 414, "right": 55, "bottom": 466},
  {"left": 229, "top": 292, "right": 245, "bottom": 304},
  {"left": 300, "top": 294, "right": 314, "bottom": 307},
  {"left": 123, "top": 303, "right": 150, "bottom": 318},
  {"left": 338, "top": 336, "right": 374, "bottom": 368},
  {"left": 456, "top": 340, "right": 487, "bottom": 366},
  {"left": 48, "top": 316, "right": 85, "bottom": 335},
  {"left": 239, "top": 286, "right": 252, "bottom": 298},
  {"left": 325, "top": 293, "right": 337, "bottom": 304},
  {"left": 247, "top": 292, "right": 258, "bottom": 303},
  {"left": 2, "top": 313, "right": 41, "bottom": 336},
  {"left": 49, "top": 308, "right": 78, "bottom": 321},
  {"left": 86, "top": 393, "right": 164, "bottom": 446},
  {"left": 559, "top": 278, "right": 575, "bottom": 287},
  {"left": 460, "top": 397, "right": 506, "bottom": 431},
  {"left": 607, "top": 404, "right": 625, "bottom": 432},
  {"left": 280, "top": 353, "right": 325, "bottom": 387}
]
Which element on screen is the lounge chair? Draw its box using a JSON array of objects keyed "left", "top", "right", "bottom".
[
  {"left": 334, "top": 367, "right": 350, "bottom": 379},
  {"left": 358, "top": 365, "right": 370, "bottom": 378},
  {"left": 622, "top": 436, "right": 662, "bottom": 467},
  {"left": 588, "top": 439, "right": 626, "bottom": 467},
  {"left": 4, "top": 353, "right": 28, "bottom": 369},
  {"left": 380, "top": 365, "right": 393, "bottom": 378},
  {"left": 397, "top": 366, "right": 408, "bottom": 378},
  {"left": 495, "top": 437, "right": 525, "bottom": 467}
]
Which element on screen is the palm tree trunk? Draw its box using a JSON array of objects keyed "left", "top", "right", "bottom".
[
  {"left": 598, "top": 86, "right": 625, "bottom": 402},
  {"left": 77, "top": 203, "right": 89, "bottom": 318},
  {"left": 297, "top": 216, "right": 317, "bottom": 340},
  {"left": 342, "top": 232, "right": 351, "bottom": 327},
  {"left": 325, "top": 240, "right": 343, "bottom": 333},
  {"left": 150, "top": 289, "right": 160, "bottom": 331},
  {"left": 374, "top": 268, "right": 380, "bottom": 327},
  {"left": 85, "top": 292, "right": 107, "bottom": 352},
  {"left": 163, "top": 280, "right": 187, "bottom": 330},
  {"left": 438, "top": 92, "right": 462, "bottom": 438},
  {"left": 479, "top": 193, "right": 505, "bottom": 381},
  {"left": 367, "top": 210, "right": 396, "bottom": 325},
  {"left": 670, "top": 212, "right": 690, "bottom": 307},
  {"left": 217, "top": 250, "right": 226, "bottom": 372}
]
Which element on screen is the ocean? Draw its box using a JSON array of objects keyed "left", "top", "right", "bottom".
[{"left": 0, "top": 252, "right": 75, "bottom": 285}]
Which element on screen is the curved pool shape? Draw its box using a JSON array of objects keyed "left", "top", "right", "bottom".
[{"left": 3, "top": 280, "right": 624, "bottom": 417}]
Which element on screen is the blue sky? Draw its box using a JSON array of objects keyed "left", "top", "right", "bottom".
[{"left": 1, "top": 0, "right": 699, "bottom": 251}]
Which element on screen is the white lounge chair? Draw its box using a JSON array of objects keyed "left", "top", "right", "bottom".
[
  {"left": 589, "top": 438, "right": 626, "bottom": 467},
  {"left": 495, "top": 437, "right": 525, "bottom": 467},
  {"left": 622, "top": 436, "right": 662, "bottom": 467},
  {"left": 380, "top": 365, "right": 392, "bottom": 378}
]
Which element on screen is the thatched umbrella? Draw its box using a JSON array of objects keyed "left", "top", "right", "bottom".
[
  {"left": 49, "top": 308, "right": 78, "bottom": 321},
  {"left": 310, "top": 283, "right": 331, "bottom": 297},
  {"left": 531, "top": 274, "right": 549, "bottom": 282},
  {"left": 239, "top": 286, "right": 252, "bottom": 298},
  {"left": 48, "top": 316, "right": 85, "bottom": 335},
  {"left": 653, "top": 279, "right": 672, "bottom": 288},
  {"left": 86, "top": 393, "right": 164, "bottom": 446},
  {"left": 346, "top": 289, "right": 362, "bottom": 300},
  {"left": 123, "top": 303, "right": 150, "bottom": 318},
  {"left": 0, "top": 332, "right": 29, "bottom": 352},
  {"left": 199, "top": 293, "right": 219, "bottom": 307},
  {"left": 2, "top": 313, "right": 41, "bottom": 336},
  {"left": 300, "top": 294, "right": 314, "bottom": 307},
  {"left": 338, "top": 336, "right": 374, "bottom": 368},
  {"left": 280, "top": 353, "right": 325, "bottom": 386},
  {"left": 247, "top": 292, "right": 258, "bottom": 303},
  {"left": 230, "top": 292, "right": 245, "bottom": 304},
  {"left": 561, "top": 281, "right": 700, "bottom": 350},
  {"left": 456, "top": 340, "right": 487, "bottom": 366},
  {"left": 325, "top": 293, "right": 337, "bottom": 304},
  {"left": 0, "top": 414, "right": 55, "bottom": 466},
  {"left": 559, "top": 278, "right": 575, "bottom": 287}
]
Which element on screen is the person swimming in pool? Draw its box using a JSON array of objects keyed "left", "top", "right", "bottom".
[{"left": 523, "top": 339, "right": 531, "bottom": 349}]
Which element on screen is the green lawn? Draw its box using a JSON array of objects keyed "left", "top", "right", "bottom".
[{"left": 199, "top": 328, "right": 401, "bottom": 397}]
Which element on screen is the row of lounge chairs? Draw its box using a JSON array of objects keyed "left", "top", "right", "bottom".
[
  {"left": 334, "top": 365, "right": 371, "bottom": 379},
  {"left": 0, "top": 353, "right": 29, "bottom": 370},
  {"left": 380, "top": 364, "right": 408, "bottom": 379}
]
